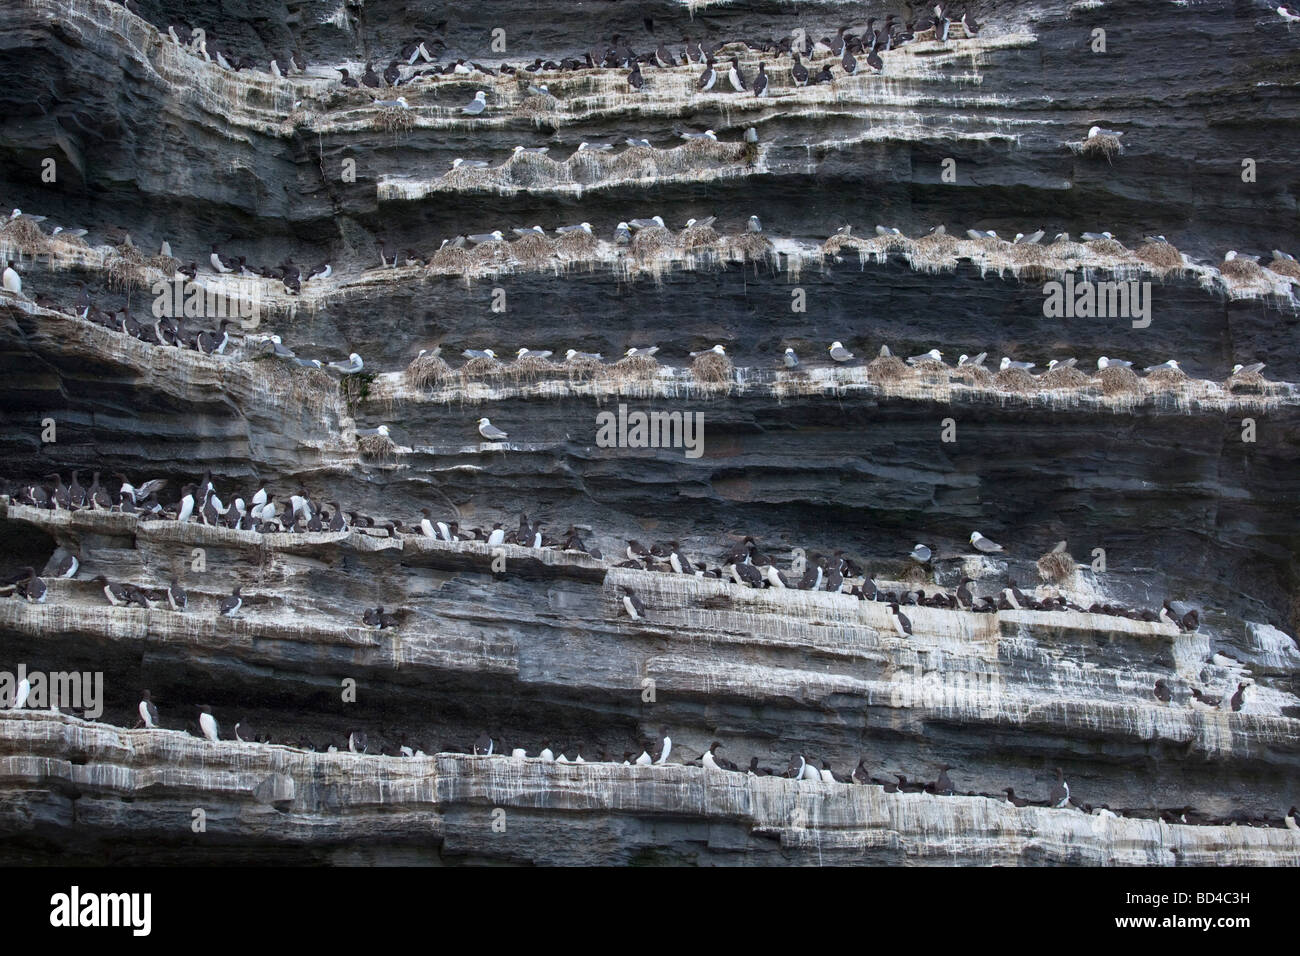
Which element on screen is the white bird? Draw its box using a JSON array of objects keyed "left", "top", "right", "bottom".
[
  {"left": 690, "top": 344, "right": 725, "bottom": 358},
  {"left": 2, "top": 261, "right": 21, "bottom": 296},
  {"left": 487, "top": 525, "right": 506, "bottom": 547},
  {"left": 467, "top": 230, "right": 505, "bottom": 244},
  {"left": 565, "top": 348, "right": 603, "bottom": 361},
  {"left": 539, "top": 742, "right": 555, "bottom": 761},
  {"left": 1281, "top": 5, "right": 1300, "bottom": 22},
  {"left": 462, "top": 348, "right": 497, "bottom": 360},
  {"left": 328, "top": 352, "right": 364, "bottom": 374},
  {"left": 358, "top": 424, "right": 391, "bottom": 438},
  {"left": 1144, "top": 360, "right": 1180, "bottom": 373},
  {"left": 783, "top": 347, "right": 798, "bottom": 368},
  {"left": 462, "top": 90, "right": 488, "bottom": 115},
  {"left": 511, "top": 747, "right": 527, "bottom": 759},
  {"left": 14, "top": 678, "right": 31, "bottom": 709},
  {"left": 1000, "top": 356, "right": 1036, "bottom": 371},
  {"left": 198, "top": 706, "right": 220, "bottom": 742},
  {"left": 516, "top": 348, "right": 553, "bottom": 359},
  {"left": 828, "top": 341, "right": 855, "bottom": 362},
  {"left": 1087, "top": 125, "right": 1122, "bottom": 139},
  {"left": 1096, "top": 356, "right": 1133, "bottom": 369},
  {"left": 958, "top": 352, "right": 988, "bottom": 368},
  {"left": 969, "top": 531, "right": 1003, "bottom": 553},
  {"left": 654, "top": 736, "right": 672, "bottom": 765},
  {"left": 748, "top": 215, "right": 762, "bottom": 233},
  {"left": 477, "top": 417, "right": 508, "bottom": 440},
  {"left": 1232, "top": 362, "right": 1265, "bottom": 376},
  {"left": 909, "top": 544, "right": 932, "bottom": 563},
  {"left": 624, "top": 346, "right": 659, "bottom": 358},
  {"left": 907, "top": 348, "right": 944, "bottom": 366},
  {"left": 373, "top": 96, "right": 410, "bottom": 109}
]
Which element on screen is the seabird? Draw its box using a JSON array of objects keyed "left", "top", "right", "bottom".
[
  {"left": 748, "top": 215, "right": 762, "bottom": 233},
  {"left": 462, "top": 348, "right": 498, "bottom": 360},
  {"left": 8, "top": 565, "right": 45, "bottom": 605},
  {"left": 1081, "top": 231, "right": 1116, "bottom": 242},
  {"left": 1087, "top": 125, "right": 1122, "bottom": 139},
  {"left": 1144, "top": 360, "right": 1181, "bottom": 373},
  {"left": 620, "top": 586, "right": 646, "bottom": 620},
  {"left": 958, "top": 352, "right": 988, "bottom": 369},
  {"left": 198, "top": 705, "right": 219, "bottom": 742},
  {"left": 1046, "top": 358, "right": 1078, "bottom": 371},
  {"left": 753, "top": 62, "right": 769, "bottom": 96},
  {"left": 328, "top": 353, "right": 364, "bottom": 374},
  {"left": 690, "top": 344, "right": 725, "bottom": 358},
  {"left": 827, "top": 341, "right": 855, "bottom": 362},
  {"left": 888, "top": 603, "right": 913, "bottom": 636},
  {"left": 999, "top": 356, "right": 1035, "bottom": 371},
  {"left": 555, "top": 222, "right": 594, "bottom": 235},
  {"left": 1015, "top": 229, "right": 1045, "bottom": 245},
  {"left": 909, "top": 544, "right": 932, "bottom": 563},
  {"left": 969, "top": 531, "right": 1003, "bottom": 553},
  {"left": 614, "top": 222, "right": 633, "bottom": 244},
  {"left": 167, "top": 578, "right": 187, "bottom": 612},
  {"left": 698, "top": 58, "right": 717, "bottom": 91},
  {"left": 468, "top": 230, "right": 505, "bottom": 244},
  {"left": 624, "top": 138, "right": 652, "bottom": 148},
  {"left": 1232, "top": 362, "right": 1266, "bottom": 376},
  {"left": 139, "top": 690, "right": 159, "bottom": 728},
  {"left": 629, "top": 216, "right": 666, "bottom": 230},
  {"left": 565, "top": 348, "right": 603, "bottom": 361},
  {"left": 2, "top": 261, "right": 21, "bottom": 296},
  {"left": 219, "top": 585, "right": 243, "bottom": 617},
  {"left": 1096, "top": 356, "right": 1133, "bottom": 369},
  {"left": 462, "top": 91, "right": 488, "bottom": 115},
  {"left": 907, "top": 348, "right": 944, "bottom": 366},
  {"left": 373, "top": 95, "right": 410, "bottom": 109},
  {"left": 1049, "top": 768, "right": 1070, "bottom": 808},
  {"left": 348, "top": 731, "right": 368, "bottom": 754},
  {"left": 783, "top": 347, "right": 798, "bottom": 368},
  {"left": 50, "top": 552, "right": 78, "bottom": 579},
  {"left": 1230, "top": 682, "right": 1248, "bottom": 712},
  {"left": 477, "top": 417, "right": 508, "bottom": 441},
  {"left": 627, "top": 62, "right": 644, "bottom": 90},
  {"left": 539, "top": 740, "right": 555, "bottom": 761},
  {"left": 678, "top": 130, "right": 717, "bottom": 142},
  {"left": 516, "top": 348, "right": 553, "bottom": 360},
  {"left": 624, "top": 346, "right": 659, "bottom": 358}
]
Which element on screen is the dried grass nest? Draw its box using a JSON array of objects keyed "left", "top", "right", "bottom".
[
  {"left": 678, "top": 224, "right": 720, "bottom": 251},
  {"left": 1134, "top": 240, "right": 1183, "bottom": 273},
  {"left": 1219, "top": 257, "right": 1265, "bottom": 281},
  {"left": 406, "top": 351, "right": 453, "bottom": 390},
  {"left": 951, "top": 364, "right": 993, "bottom": 386},
  {"left": 509, "top": 355, "right": 560, "bottom": 380},
  {"left": 1266, "top": 256, "right": 1300, "bottom": 280},
  {"left": 1095, "top": 364, "right": 1142, "bottom": 395},
  {"left": 727, "top": 232, "right": 775, "bottom": 263},
  {"left": 992, "top": 367, "right": 1037, "bottom": 393},
  {"left": 1040, "top": 365, "right": 1091, "bottom": 389},
  {"left": 691, "top": 350, "right": 733, "bottom": 385},
  {"left": 357, "top": 432, "right": 397, "bottom": 461},
  {"left": 867, "top": 355, "right": 911, "bottom": 383},
  {"left": 0, "top": 216, "right": 52, "bottom": 255},
  {"left": 1144, "top": 366, "right": 1188, "bottom": 389},
  {"left": 612, "top": 353, "right": 660, "bottom": 381},
  {"left": 1036, "top": 548, "right": 1076, "bottom": 583},
  {"left": 555, "top": 229, "right": 600, "bottom": 261},
  {"left": 631, "top": 225, "right": 674, "bottom": 261},
  {"left": 511, "top": 233, "right": 557, "bottom": 265},
  {"left": 1073, "top": 133, "right": 1122, "bottom": 162},
  {"left": 460, "top": 355, "right": 506, "bottom": 379},
  {"left": 377, "top": 104, "right": 415, "bottom": 133}
]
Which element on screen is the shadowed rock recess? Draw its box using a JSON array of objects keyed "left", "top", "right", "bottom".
[{"left": 0, "top": 0, "right": 1298, "bottom": 866}]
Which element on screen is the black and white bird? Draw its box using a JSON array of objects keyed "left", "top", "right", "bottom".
[
  {"left": 219, "top": 585, "right": 242, "bottom": 617},
  {"left": 783, "top": 348, "right": 799, "bottom": 368},
  {"left": 462, "top": 91, "right": 488, "bottom": 115},
  {"left": 888, "top": 603, "right": 913, "bottom": 636},
  {"left": 138, "top": 690, "right": 159, "bottom": 728},
  {"left": 328, "top": 352, "right": 364, "bottom": 374},
  {"left": 698, "top": 57, "right": 717, "bottom": 91},
  {"left": 753, "top": 62, "right": 768, "bottom": 96},
  {"left": 999, "top": 356, "right": 1035, "bottom": 372},
  {"left": 1049, "top": 768, "right": 1070, "bottom": 808},
  {"left": 727, "top": 56, "right": 747, "bottom": 91},
  {"left": 2, "top": 260, "right": 21, "bottom": 296},
  {"left": 909, "top": 543, "right": 932, "bottom": 563},
  {"left": 620, "top": 586, "right": 646, "bottom": 620}
]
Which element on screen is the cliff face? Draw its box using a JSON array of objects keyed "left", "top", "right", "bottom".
[{"left": 0, "top": 0, "right": 1298, "bottom": 865}]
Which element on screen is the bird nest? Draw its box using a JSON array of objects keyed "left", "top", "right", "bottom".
[
  {"left": 677, "top": 139, "right": 744, "bottom": 169},
  {"left": 460, "top": 355, "right": 505, "bottom": 380},
  {"left": 1086, "top": 238, "right": 1127, "bottom": 257},
  {"left": 631, "top": 226, "right": 674, "bottom": 261},
  {"left": 610, "top": 146, "right": 660, "bottom": 179},
  {"left": 1267, "top": 256, "right": 1300, "bottom": 280},
  {"left": 727, "top": 232, "right": 775, "bottom": 263},
  {"left": 612, "top": 354, "right": 660, "bottom": 382},
  {"left": 821, "top": 234, "right": 866, "bottom": 256},
  {"left": 406, "top": 351, "right": 454, "bottom": 390},
  {"left": 516, "top": 94, "right": 558, "bottom": 119},
  {"left": 428, "top": 244, "right": 471, "bottom": 274},
  {"left": 908, "top": 235, "right": 959, "bottom": 272},
  {"left": 1145, "top": 366, "right": 1188, "bottom": 389},
  {"left": 1072, "top": 133, "right": 1122, "bottom": 162},
  {"left": 147, "top": 254, "right": 181, "bottom": 275},
  {"left": 1041, "top": 366, "right": 1090, "bottom": 389},
  {"left": 510, "top": 233, "right": 557, "bottom": 265},
  {"left": 0, "top": 217, "right": 52, "bottom": 255},
  {"left": 564, "top": 355, "right": 606, "bottom": 380},
  {"left": 1134, "top": 240, "right": 1183, "bottom": 273},
  {"left": 105, "top": 244, "right": 150, "bottom": 292},
  {"left": 1220, "top": 257, "right": 1264, "bottom": 281},
  {"left": 376, "top": 105, "right": 414, "bottom": 133},
  {"left": 678, "top": 224, "right": 720, "bottom": 251},
  {"left": 441, "top": 165, "right": 494, "bottom": 189},
  {"left": 249, "top": 357, "right": 337, "bottom": 415},
  {"left": 555, "top": 230, "right": 600, "bottom": 261},
  {"left": 1095, "top": 365, "right": 1141, "bottom": 395},
  {"left": 357, "top": 432, "right": 397, "bottom": 461},
  {"left": 691, "top": 351, "right": 733, "bottom": 386},
  {"left": 509, "top": 355, "right": 560, "bottom": 381},
  {"left": 867, "top": 355, "right": 910, "bottom": 382},
  {"left": 1036, "top": 549, "right": 1076, "bottom": 584},
  {"left": 1223, "top": 369, "right": 1269, "bottom": 393},
  {"left": 500, "top": 151, "right": 568, "bottom": 187},
  {"left": 992, "top": 367, "right": 1037, "bottom": 393},
  {"left": 468, "top": 240, "right": 516, "bottom": 268},
  {"left": 951, "top": 364, "right": 993, "bottom": 386}
]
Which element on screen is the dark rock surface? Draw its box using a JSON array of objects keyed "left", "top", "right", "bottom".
[{"left": 0, "top": 0, "right": 1298, "bottom": 864}]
